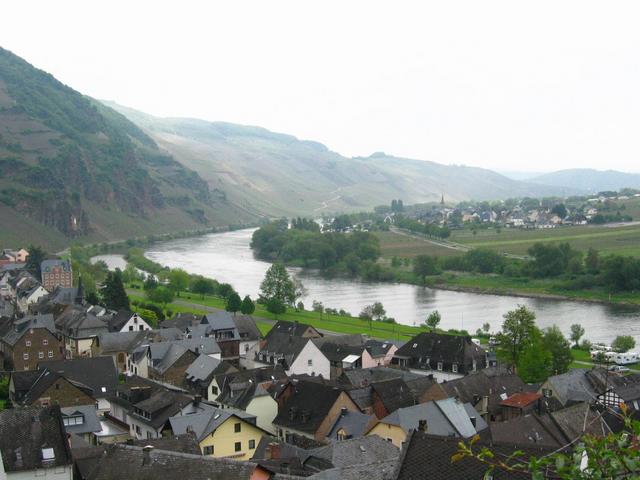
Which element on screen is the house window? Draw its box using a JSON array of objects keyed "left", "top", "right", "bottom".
[
  {"left": 26, "top": 340, "right": 31, "bottom": 347},
  {"left": 203, "top": 446, "right": 214, "bottom": 455},
  {"left": 308, "top": 359, "right": 313, "bottom": 366},
  {"left": 48, "top": 351, "right": 53, "bottom": 358},
  {"left": 63, "top": 415, "right": 84, "bottom": 426},
  {"left": 23, "top": 353, "right": 29, "bottom": 360},
  {"left": 129, "top": 326, "right": 134, "bottom": 331},
  {"left": 234, "top": 442, "right": 242, "bottom": 452},
  {"left": 437, "top": 362, "right": 443, "bottom": 371},
  {"left": 43, "top": 339, "right": 48, "bottom": 346},
  {"left": 234, "top": 423, "right": 241, "bottom": 433},
  {"left": 139, "top": 325, "right": 144, "bottom": 331},
  {"left": 38, "top": 352, "right": 44, "bottom": 359},
  {"left": 211, "top": 386, "right": 218, "bottom": 395},
  {"left": 542, "top": 388, "right": 552, "bottom": 398},
  {"left": 472, "top": 360, "right": 477, "bottom": 372},
  {"left": 249, "top": 439, "right": 256, "bottom": 449},
  {"left": 452, "top": 363, "right": 458, "bottom": 373}
]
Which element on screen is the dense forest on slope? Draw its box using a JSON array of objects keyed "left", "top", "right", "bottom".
[{"left": 0, "top": 47, "right": 254, "bottom": 249}]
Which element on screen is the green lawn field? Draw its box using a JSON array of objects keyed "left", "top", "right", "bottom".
[
  {"left": 375, "top": 230, "right": 463, "bottom": 259},
  {"left": 450, "top": 223, "right": 640, "bottom": 257}
]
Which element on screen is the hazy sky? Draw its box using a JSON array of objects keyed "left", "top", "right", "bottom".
[{"left": 2, "top": 1, "right": 640, "bottom": 172}]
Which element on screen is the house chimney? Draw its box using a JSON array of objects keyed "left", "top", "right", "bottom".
[
  {"left": 418, "top": 419, "right": 427, "bottom": 432},
  {"left": 193, "top": 394, "right": 202, "bottom": 406},
  {"left": 267, "top": 442, "right": 281, "bottom": 460},
  {"left": 142, "top": 445, "right": 154, "bottom": 465}
]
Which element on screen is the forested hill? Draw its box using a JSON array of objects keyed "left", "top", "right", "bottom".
[
  {"left": 0, "top": 47, "right": 255, "bottom": 250},
  {"left": 105, "top": 102, "right": 575, "bottom": 218}
]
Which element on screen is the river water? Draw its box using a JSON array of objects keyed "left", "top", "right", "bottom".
[{"left": 100, "top": 229, "right": 640, "bottom": 345}]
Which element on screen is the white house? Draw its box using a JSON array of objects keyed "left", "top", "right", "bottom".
[{"left": 17, "top": 285, "right": 48, "bottom": 313}]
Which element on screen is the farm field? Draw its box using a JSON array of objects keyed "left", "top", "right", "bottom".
[
  {"left": 450, "top": 223, "right": 640, "bottom": 257},
  {"left": 375, "top": 230, "right": 462, "bottom": 259}
]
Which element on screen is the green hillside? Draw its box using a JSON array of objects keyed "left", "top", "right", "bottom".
[
  {"left": 106, "top": 102, "right": 574, "bottom": 218},
  {"left": 530, "top": 168, "right": 640, "bottom": 193},
  {"left": 0, "top": 47, "right": 255, "bottom": 250}
]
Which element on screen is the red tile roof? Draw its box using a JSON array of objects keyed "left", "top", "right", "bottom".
[{"left": 500, "top": 391, "right": 541, "bottom": 408}]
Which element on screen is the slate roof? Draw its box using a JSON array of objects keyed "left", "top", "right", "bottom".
[
  {"left": 364, "top": 339, "right": 396, "bottom": 358},
  {"left": 81, "top": 444, "right": 261, "bottom": 480},
  {"left": 326, "top": 409, "right": 377, "bottom": 442},
  {"left": 185, "top": 354, "right": 224, "bottom": 382},
  {"left": 110, "top": 376, "right": 192, "bottom": 430},
  {"left": 257, "top": 332, "right": 311, "bottom": 369},
  {"left": 544, "top": 368, "right": 597, "bottom": 406},
  {"left": 107, "top": 310, "right": 135, "bottom": 332},
  {"left": 268, "top": 320, "right": 321, "bottom": 338},
  {"left": 311, "top": 435, "right": 399, "bottom": 468},
  {"left": 169, "top": 407, "right": 257, "bottom": 442},
  {"left": 378, "top": 398, "right": 487, "bottom": 438},
  {"left": 273, "top": 380, "right": 349, "bottom": 434},
  {"left": 394, "top": 431, "right": 553, "bottom": 480},
  {"left": 39, "top": 356, "right": 117, "bottom": 399},
  {"left": 549, "top": 402, "right": 612, "bottom": 440},
  {"left": 97, "top": 331, "right": 149, "bottom": 354},
  {"left": 340, "top": 367, "right": 425, "bottom": 388},
  {"left": 371, "top": 378, "right": 416, "bottom": 413},
  {"left": 233, "top": 314, "right": 262, "bottom": 341},
  {"left": 432, "top": 366, "right": 528, "bottom": 417},
  {"left": 0, "top": 406, "right": 73, "bottom": 472},
  {"left": 41, "top": 259, "right": 71, "bottom": 273},
  {"left": 310, "top": 459, "right": 398, "bottom": 480},
  {"left": 0, "top": 314, "right": 57, "bottom": 346},
  {"left": 127, "top": 432, "right": 202, "bottom": 455},
  {"left": 215, "top": 365, "right": 287, "bottom": 410},
  {"left": 489, "top": 413, "right": 569, "bottom": 449},
  {"left": 160, "top": 313, "right": 200, "bottom": 331},
  {"left": 587, "top": 368, "right": 640, "bottom": 402},
  {"left": 55, "top": 305, "right": 109, "bottom": 338},
  {"left": 60, "top": 405, "right": 102, "bottom": 435},
  {"left": 393, "top": 332, "right": 486, "bottom": 373},
  {"left": 318, "top": 342, "right": 364, "bottom": 363},
  {"left": 16, "top": 369, "right": 95, "bottom": 406}
]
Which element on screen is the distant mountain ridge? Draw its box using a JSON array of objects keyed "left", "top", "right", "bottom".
[
  {"left": 105, "top": 102, "right": 575, "bottom": 217},
  {"left": 530, "top": 169, "right": 640, "bottom": 193},
  {"left": 0, "top": 47, "right": 254, "bottom": 249}
]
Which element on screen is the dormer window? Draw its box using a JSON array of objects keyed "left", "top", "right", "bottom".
[
  {"left": 452, "top": 363, "right": 458, "bottom": 373},
  {"left": 437, "top": 362, "right": 443, "bottom": 371}
]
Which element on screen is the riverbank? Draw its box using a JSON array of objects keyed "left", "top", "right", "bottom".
[{"left": 430, "top": 274, "right": 640, "bottom": 307}]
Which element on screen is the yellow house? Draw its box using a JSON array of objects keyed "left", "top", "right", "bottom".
[
  {"left": 367, "top": 398, "right": 487, "bottom": 448},
  {"left": 169, "top": 408, "right": 268, "bottom": 461}
]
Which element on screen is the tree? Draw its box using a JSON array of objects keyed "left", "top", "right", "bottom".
[
  {"left": 517, "top": 332, "right": 553, "bottom": 383},
  {"left": 225, "top": 292, "right": 242, "bottom": 314},
  {"left": 612, "top": 335, "right": 636, "bottom": 353},
  {"left": 191, "top": 277, "right": 216, "bottom": 299},
  {"left": 292, "top": 277, "right": 307, "bottom": 307},
  {"left": 312, "top": 300, "right": 324, "bottom": 319},
  {"left": 260, "top": 263, "right": 296, "bottom": 305},
  {"left": 147, "top": 286, "right": 174, "bottom": 305},
  {"left": 542, "top": 326, "right": 572, "bottom": 375},
  {"left": 496, "top": 305, "right": 537, "bottom": 367},
  {"left": 569, "top": 323, "right": 585, "bottom": 348},
  {"left": 371, "top": 302, "right": 386, "bottom": 321},
  {"left": 265, "top": 297, "right": 286, "bottom": 318},
  {"left": 26, "top": 245, "right": 47, "bottom": 279},
  {"left": 143, "top": 276, "right": 158, "bottom": 292},
  {"left": 585, "top": 247, "right": 600, "bottom": 274},
  {"left": 102, "top": 269, "right": 130, "bottom": 310},
  {"left": 482, "top": 322, "right": 491, "bottom": 334},
  {"left": 168, "top": 268, "right": 190, "bottom": 296},
  {"left": 217, "top": 283, "right": 236, "bottom": 300},
  {"left": 413, "top": 255, "right": 440, "bottom": 283},
  {"left": 424, "top": 310, "right": 441, "bottom": 331},
  {"left": 240, "top": 295, "right": 255, "bottom": 315},
  {"left": 551, "top": 203, "right": 567, "bottom": 219}
]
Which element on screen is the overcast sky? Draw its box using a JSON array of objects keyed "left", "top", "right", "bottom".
[{"left": 2, "top": 1, "right": 639, "bottom": 173}]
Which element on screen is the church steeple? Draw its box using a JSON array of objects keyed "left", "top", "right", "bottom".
[
  {"left": 75, "top": 274, "right": 85, "bottom": 305},
  {"left": 441, "top": 193, "right": 445, "bottom": 205}
]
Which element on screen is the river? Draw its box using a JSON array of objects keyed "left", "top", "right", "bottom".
[{"left": 99, "top": 228, "right": 640, "bottom": 345}]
